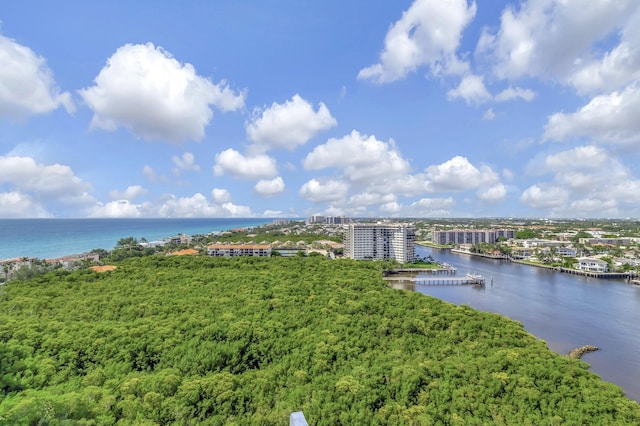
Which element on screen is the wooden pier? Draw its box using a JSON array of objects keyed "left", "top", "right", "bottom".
[
  {"left": 554, "top": 267, "right": 635, "bottom": 280},
  {"left": 389, "top": 267, "right": 456, "bottom": 275},
  {"left": 385, "top": 273, "right": 485, "bottom": 287}
]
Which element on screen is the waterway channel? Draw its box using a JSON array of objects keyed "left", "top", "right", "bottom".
[{"left": 395, "top": 245, "right": 640, "bottom": 402}]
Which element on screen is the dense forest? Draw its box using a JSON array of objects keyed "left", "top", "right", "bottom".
[{"left": 1, "top": 256, "right": 639, "bottom": 424}]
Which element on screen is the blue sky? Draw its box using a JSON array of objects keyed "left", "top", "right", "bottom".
[{"left": 1, "top": 0, "right": 639, "bottom": 219}]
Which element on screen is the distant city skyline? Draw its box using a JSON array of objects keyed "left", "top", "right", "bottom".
[{"left": 1, "top": 1, "right": 639, "bottom": 218}]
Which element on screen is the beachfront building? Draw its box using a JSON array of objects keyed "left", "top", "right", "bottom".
[
  {"left": 510, "top": 247, "right": 533, "bottom": 260},
  {"left": 343, "top": 223, "right": 415, "bottom": 263},
  {"left": 207, "top": 244, "right": 271, "bottom": 258},
  {"left": 431, "top": 229, "right": 515, "bottom": 245},
  {"left": 170, "top": 234, "right": 192, "bottom": 245}
]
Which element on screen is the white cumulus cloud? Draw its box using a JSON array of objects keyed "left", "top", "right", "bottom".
[
  {"left": 157, "top": 193, "right": 245, "bottom": 217},
  {"left": 520, "top": 184, "right": 569, "bottom": 209},
  {"left": 299, "top": 178, "right": 348, "bottom": 203},
  {"left": 425, "top": 156, "right": 499, "bottom": 192},
  {"left": 0, "top": 33, "right": 74, "bottom": 118},
  {"left": 0, "top": 191, "right": 51, "bottom": 218},
  {"left": 358, "top": 0, "right": 477, "bottom": 83},
  {"left": 477, "top": 0, "right": 638, "bottom": 91},
  {"left": 0, "top": 156, "right": 93, "bottom": 202},
  {"left": 348, "top": 192, "right": 397, "bottom": 207},
  {"left": 380, "top": 201, "right": 402, "bottom": 214},
  {"left": 211, "top": 188, "right": 232, "bottom": 203},
  {"left": 213, "top": 149, "right": 278, "bottom": 180},
  {"left": 89, "top": 200, "right": 146, "bottom": 218},
  {"left": 79, "top": 43, "right": 245, "bottom": 143},
  {"left": 478, "top": 183, "right": 507, "bottom": 202},
  {"left": 246, "top": 94, "right": 337, "bottom": 152},
  {"left": 447, "top": 74, "right": 491, "bottom": 104},
  {"left": 303, "top": 130, "right": 410, "bottom": 183},
  {"left": 221, "top": 202, "right": 252, "bottom": 217},
  {"left": 254, "top": 177, "right": 285, "bottom": 197},
  {"left": 172, "top": 152, "right": 200, "bottom": 175},
  {"left": 108, "top": 185, "right": 148, "bottom": 201},
  {"left": 483, "top": 108, "right": 496, "bottom": 120},
  {"left": 543, "top": 83, "right": 640, "bottom": 146},
  {"left": 495, "top": 86, "right": 536, "bottom": 102},
  {"left": 411, "top": 197, "right": 455, "bottom": 210},
  {"left": 522, "top": 145, "right": 640, "bottom": 217}
]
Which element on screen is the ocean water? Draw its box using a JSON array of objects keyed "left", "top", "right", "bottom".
[{"left": 0, "top": 218, "right": 274, "bottom": 260}]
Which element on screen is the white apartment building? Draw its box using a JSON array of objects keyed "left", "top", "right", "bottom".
[
  {"left": 343, "top": 223, "right": 415, "bottom": 263},
  {"left": 207, "top": 244, "right": 271, "bottom": 257},
  {"left": 431, "top": 229, "right": 515, "bottom": 245}
]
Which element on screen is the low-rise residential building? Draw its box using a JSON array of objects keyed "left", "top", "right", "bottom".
[
  {"left": 46, "top": 253, "right": 100, "bottom": 267},
  {"left": 557, "top": 247, "right": 577, "bottom": 257},
  {"left": 207, "top": 244, "right": 271, "bottom": 257},
  {"left": 170, "top": 234, "right": 193, "bottom": 245},
  {"left": 273, "top": 249, "right": 304, "bottom": 257},
  {"left": 575, "top": 258, "right": 609, "bottom": 272},
  {"left": 578, "top": 237, "right": 636, "bottom": 245},
  {"left": 613, "top": 258, "right": 640, "bottom": 268},
  {"left": 520, "top": 239, "right": 566, "bottom": 248},
  {"left": 510, "top": 247, "right": 533, "bottom": 260}
]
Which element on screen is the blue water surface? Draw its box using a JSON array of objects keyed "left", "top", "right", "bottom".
[{"left": 0, "top": 218, "right": 273, "bottom": 260}]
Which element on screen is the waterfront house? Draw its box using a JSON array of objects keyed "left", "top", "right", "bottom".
[
  {"left": 613, "top": 258, "right": 640, "bottom": 269},
  {"left": 510, "top": 247, "right": 533, "bottom": 260},
  {"left": 575, "top": 258, "right": 609, "bottom": 272},
  {"left": 557, "top": 247, "right": 577, "bottom": 257}
]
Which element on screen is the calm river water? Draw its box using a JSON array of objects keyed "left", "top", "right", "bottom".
[{"left": 401, "top": 246, "right": 640, "bottom": 401}]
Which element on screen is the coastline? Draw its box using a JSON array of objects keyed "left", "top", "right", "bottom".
[{"left": 0, "top": 218, "right": 274, "bottom": 261}]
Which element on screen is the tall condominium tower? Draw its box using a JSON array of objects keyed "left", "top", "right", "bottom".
[{"left": 343, "top": 223, "right": 415, "bottom": 263}]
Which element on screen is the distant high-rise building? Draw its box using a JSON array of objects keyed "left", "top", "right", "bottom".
[
  {"left": 306, "top": 215, "right": 326, "bottom": 225},
  {"left": 343, "top": 223, "right": 415, "bottom": 263},
  {"left": 306, "top": 215, "right": 349, "bottom": 225}
]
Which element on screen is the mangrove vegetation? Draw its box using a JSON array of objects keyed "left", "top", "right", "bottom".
[{"left": 1, "top": 256, "right": 639, "bottom": 424}]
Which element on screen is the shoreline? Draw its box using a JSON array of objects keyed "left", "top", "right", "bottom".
[
  {"left": 0, "top": 218, "right": 273, "bottom": 262},
  {"left": 419, "top": 243, "right": 635, "bottom": 281}
]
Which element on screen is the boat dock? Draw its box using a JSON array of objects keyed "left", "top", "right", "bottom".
[
  {"left": 553, "top": 267, "right": 635, "bottom": 280},
  {"left": 389, "top": 267, "right": 456, "bottom": 275},
  {"left": 385, "top": 273, "right": 485, "bottom": 287}
]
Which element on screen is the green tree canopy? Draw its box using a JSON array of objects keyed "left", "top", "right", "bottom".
[{"left": 1, "top": 256, "right": 638, "bottom": 424}]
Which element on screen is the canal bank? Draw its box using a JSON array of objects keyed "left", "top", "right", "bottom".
[
  {"left": 410, "top": 245, "right": 640, "bottom": 402},
  {"left": 423, "top": 243, "right": 638, "bottom": 280}
]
